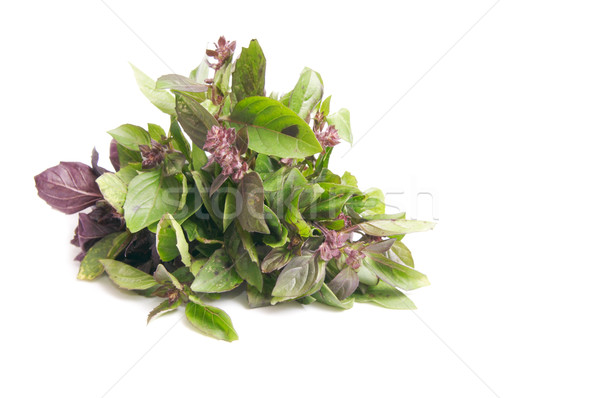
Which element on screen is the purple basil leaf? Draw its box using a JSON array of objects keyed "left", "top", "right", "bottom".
[
  {"left": 364, "top": 238, "right": 397, "bottom": 254},
  {"left": 34, "top": 162, "right": 102, "bottom": 214},
  {"left": 77, "top": 211, "right": 122, "bottom": 251},
  {"left": 91, "top": 147, "right": 109, "bottom": 176},
  {"left": 109, "top": 139, "right": 120, "bottom": 171},
  {"left": 328, "top": 266, "right": 359, "bottom": 300}
]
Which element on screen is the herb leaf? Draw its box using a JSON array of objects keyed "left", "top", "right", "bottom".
[
  {"left": 358, "top": 219, "right": 436, "bottom": 236},
  {"left": 185, "top": 300, "right": 238, "bottom": 342},
  {"left": 353, "top": 282, "right": 417, "bottom": 310},
  {"left": 261, "top": 247, "right": 292, "bottom": 273},
  {"left": 101, "top": 259, "right": 160, "bottom": 290},
  {"left": 272, "top": 255, "right": 326, "bottom": 302},
  {"left": 288, "top": 67, "right": 324, "bottom": 120},
  {"left": 147, "top": 298, "right": 182, "bottom": 324},
  {"left": 175, "top": 93, "right": 219, "bottom": 148},
  {"left": 326, "top": 108, "right": 352, "bottom": 144},
  {"left": 34, "top": 162, "right": 102, "bottom": 214},
  {"left": 130, "top": 63, "right": 176, "bottom": 115},
  {"left": 190, "top": 249, "right": 243, "bottom": 293},
  {"left": 363, "top": 253, "right": 430, "bottom": 291},
  {"left": 156, "top": 214, "right": 192, "bottom": 266},
  {"left": 313, "top": 283, "right": 354, "bottom": 310},
  {"left": 328, "top": 266, "right": 360, "bottom": 300},
  {"left": 123, "top": 169, "right": 182, "bottom": 233},
  {"left": 96, "top": 172, "right": 127, "bottom": 214},
  {"left": 389, "top": 240, "right": 415, "bottom": 268},
  {"left": 156, "top": 74, "right": 209, "bottom": 93},
  {"left": 78, "top": 232, "right": 132, "bottom": 280},
  {"left": 231, "top": 39, "right": 266, "bottom": 103},
  {"left": 108, "top": 124, "right": 151, "bottom": 152},
  {"left": 238, "top": 172, "right": 269, "bottom": 234},
  {"left": 229, "top": 96, "right": 322, "bottom": 158}
]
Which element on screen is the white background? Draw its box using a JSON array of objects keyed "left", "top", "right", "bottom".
[{"left": 1, "top": 1, "right": 599, "bottom": 397}]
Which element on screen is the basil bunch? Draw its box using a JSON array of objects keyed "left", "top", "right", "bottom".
[{"left": 34, "top": 38, "right": 434, "bottom": 341}]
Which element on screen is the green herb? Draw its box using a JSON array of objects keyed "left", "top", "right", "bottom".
[{"left": 34, "top": 37, "right": 434, "bottom": 341}]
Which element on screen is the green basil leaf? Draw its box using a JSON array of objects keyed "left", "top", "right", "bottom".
[
  {"left": 326, "top": 108, "right": 352, "bottom": 144},
  {"left": 172, "top": 182, "right": 204, "bottom": 225},
  {"left": 229, "top": 97, "right": 322, "bottom": 158},
  {"left": 214, "top": 60, "right": 233, "bottom": 95},
  {"left": 236, "top": 221, "right": 259, "bottom": 263},
  {"left": 288, "top": 67, "right": 324, "bottom": 120},
  {"left": 171, "top": 267, "right": 195, "bottom": 284},
  {"left": 264, "top": 168, "right": 307, "bottom": 216},
  {"left": 263, "top": 205, "right": 288, "bottom": 247},
  {"left": 346, "top": 188, "right": 385, "bottom": 216},
  {"left": 362, "top": 212, "right": 406, "bottom": 221},
  {"left": 313, "top": 283, "right": 354, "bottom": 310},
  {"left": 222, "top": 190, "right": 237, "bottom": 231},
  {"left": 153, "top": 264, "right": 183, "bottom": 290},
  {"left": 238, "top": 171, "right": 269, "bottom": 234},
  {"left": 279, "top": 90, "right": 291, "bottom": 107},
  {"left": 389, "top": 240, "right": 414, "bottom": 268},
  {"left": 116, "top": 146, "right": 142, "bottom": 171},
  {"left": 327, "top": 266, "right": 360, "bottom": 300},
  {"left": 185, "top": 301, "right": 238, "bottom": 341},
  {"left": 341, "top": 171, "right": 358, "bottom": 187},
  {"left": 191, "top": 144, "right": 208, "bottom": 171},
  {"left": 130, "top": 63, "right": 175, "bottom": 115},
  {"left": 108, "top": 124, "right": 151, "bottom": 152},
  {"left": 304, "top": 191, "right": 353, "bottom": 220},
  {"left": 353, "top": 282, "right": 417, "bottom": 309},
  {"left": 147, "top": 298, "right": 182, "bottom": 324},
  {"left": 224, "top": 222, "right": 262, "bottom": 291},
  {"left": 261, "top": 247, "right": 292, "bottom": 273},
  {"left": 357, "top": 264, "right": 379, "bottom": 286},
  {"left": 272, "top": 255, "right": 326, "bottom": 302},
  {"left": 156, "top": 74, "right": 209, "bottom": 92},
  {"left": 247, "top": 275, "right": 276, "bottom": 308},
  {"left": 363, "top": 253, "right": 429, "bottom": 291},
  {"left": 175, "top": 93, "right": 218, "bottom": 148},
  {"left": 101, "top": 259, "right": 159, "bottom": 290},
  {"left": 189, "top": 57, "right": 210, "bottom": 83},
  {"left": 189, "top": 257, "right": 207, "bottom": 276},
  {"left": 320, "top": 95, "right": 331, "bottom": 116},
  {"left": 285, "top": 202, "right": 312, "bottom": 237},
  {"left": 254, "top": 153, "right": 277, "bottom": 176},
  {"left": 297, "top": 184, "right": 325, "bottom": 211},
  {"left": 231, "top": 39, "right": 266, "bottom": 104},
  {"left": 77, "top": 232, "right": 132, "bottom": 280},
  {"left": 96, "top": 172, "right": 127, "bottom": 214},
  {"left": 169, "top": 115, "right": 191, "bottom": 160},
  {"left": 358, "top": 219, "right": 435, "bottom": 236},
  {"left": 164, "top": 152, "right": 187, "bottom": 177},
  {"left": 190, "top": 249, "right": 242, "bottom": 293},
  {"left": 234, "top": 250, "right": 263, "bottom": 292},
  {"left": 147, "top": 123, "right": 166, "bottom": 141},
  {"left": 115, "top": 165, "right": 140, "bottom": 184},
  {"left": 123, "top": 169, "right": 182, "bottom": 232},
  {"left": 156, "top": 214, "right": 192, "bottom": 266},
  {"left": 364, "top": 238, "right": 396, "bottom": 254},
  {"left": 190, "top": 170, "right": 220, "bottom": 226}
]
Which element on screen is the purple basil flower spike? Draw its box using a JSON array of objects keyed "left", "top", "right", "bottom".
[
  {"left": 318, "top": 226, "right": 350, "bottom": 261},
  {"left": 206, "top": 36, "right": 236, "bottom": 70},
  {"left": 344, "top": 247, "right": 366, "bottom": 270},
  {"left": 315, "top": 125, "right": 341, "bottom": 149},
  {"left": 203, "top": 125, "right": 248, "bottom": 183}
]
